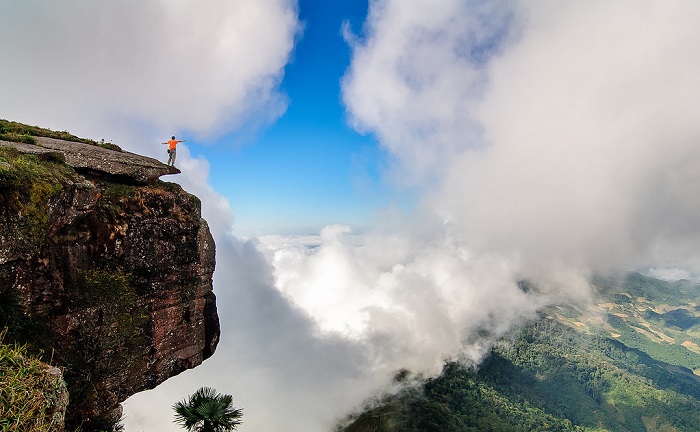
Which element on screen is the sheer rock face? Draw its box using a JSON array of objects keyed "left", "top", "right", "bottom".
[{"left": 0, "top": 139, "right": 219, "bottom": 428}]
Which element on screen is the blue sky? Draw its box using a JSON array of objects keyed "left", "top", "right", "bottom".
[{"left": 191, "top": 0, "right": 389, "bottom": 236}]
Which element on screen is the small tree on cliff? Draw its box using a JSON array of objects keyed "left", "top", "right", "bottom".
[{"left": 173, "top": 387, "right": 243, "bottom": 432}]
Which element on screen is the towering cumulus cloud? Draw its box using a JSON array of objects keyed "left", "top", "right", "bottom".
[{"left": 343, "top": 0, "right": 700, "bottom": 277}]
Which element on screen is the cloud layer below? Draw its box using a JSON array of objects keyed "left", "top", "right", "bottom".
[{"left": 217, "top": 1, "right": 700, "bottom": 428}]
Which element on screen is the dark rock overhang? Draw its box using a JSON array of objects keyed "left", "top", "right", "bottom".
[{"left": 0, "top": 136, "right": 179, "bottom": 184}]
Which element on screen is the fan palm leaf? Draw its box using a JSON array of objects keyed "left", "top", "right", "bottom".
[{"left": 173, "top": 387, "right": 243, "bottom": 432}]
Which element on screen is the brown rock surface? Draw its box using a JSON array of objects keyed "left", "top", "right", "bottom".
[{"left": 0, "top": 142, "right": 219, "bottom": 429}]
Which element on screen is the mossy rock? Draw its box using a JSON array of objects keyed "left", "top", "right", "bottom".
[{"left": 0, "top": 147, "right": 81, "bottom": 252}]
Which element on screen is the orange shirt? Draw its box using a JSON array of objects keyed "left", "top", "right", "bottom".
[{"left": 168, "top": 139, "right": 179, "bottom": 150}]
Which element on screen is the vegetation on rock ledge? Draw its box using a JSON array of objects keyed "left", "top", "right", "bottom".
[
  {"left": 0, "top": 119, "right": 122, "bottom": 151},
  {"left": 0, "top": 146, "right": 76, "bottom": 251},
  {"left": 0, "top": 330, "right": 67, "bottom": 431}
]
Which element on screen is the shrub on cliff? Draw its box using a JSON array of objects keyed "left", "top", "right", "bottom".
[{"left": 0, "top": 330, "right": 68, "bottom": 431}]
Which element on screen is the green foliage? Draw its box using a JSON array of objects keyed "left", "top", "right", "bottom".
[
  {"left": 173, "top": 387, "right": 243, "bottom": 432},
  {"left": 0, "top": 147, "right": 65, "bottom": 189},
  {"left": 598, "top": 272, "right": 700, "bottom": 306},
  {"left": 339, "top": 309, "right": 700, "bottom": 432},
  {"left": 660, "top": 308, "right": 700, "bottom": 330},
  {"left": 587, "top": 273, "right": 700, "bottom": 372},
  {"left": 553, "top": 273, "right": 700, "bottom": 373},
  {"left": 0, "top": 118, "right": 91, "bottom": 145},
  {"left": 102, "top": 181, "right": 137, "bottom": 203},
  {"left": 0, "top": 330, "right": 65, "bottom": 431},
  {"left": 0, "top": 119, "right": 123, "bottom": 151},
  {"left": 0, "top": 131, "right": 36, "bottom": 144},
  {"left": 396, "top": 358, "right": 586, "bottom": 432},
  {"left": 0, "top": 288, "right": 52, "bottom": 355},
  {"left": 496, "top": 319, "right": 700, "bottom": 431},
  {"left": 607, "top": 314, "right": 700, "bottom": 371},
  {"left": 339, "top": 402, "right": 403, "bottom": 432},
  {"left": 98, "top": 139, "right": 123, "bottom": 152},
  {"left": 0, "top": 146, "right": 75, "bottom": 252}
]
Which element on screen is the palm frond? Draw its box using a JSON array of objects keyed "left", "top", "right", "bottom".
[{"left": 172, "top": 387, "right": 243, "bottom": 431}]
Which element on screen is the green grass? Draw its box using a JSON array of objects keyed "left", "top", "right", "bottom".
[
  {"left": 0, "top": 146, "right": 78, "bottom": 251},
  {"left": 0, "top": 119, "right": 122, "bottom": 151},
  {"left": 0, "top": 131, "right": 36, "bottom": 145},
  {"left": 0, "top": 330, "right": 66, "bottom": 431}
]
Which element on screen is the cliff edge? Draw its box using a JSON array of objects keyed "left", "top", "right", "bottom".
[{"left": 0, "top": 136, "right": 220, "bottom": 430}]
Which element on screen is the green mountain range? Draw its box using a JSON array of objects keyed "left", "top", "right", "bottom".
[{"left": 339, "top": 273, "right": 700, "bottom": 432}]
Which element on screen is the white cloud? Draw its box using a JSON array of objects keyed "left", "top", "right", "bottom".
[
  {"left": 122, "top": 217, "right": 557, "bottom": 432},
  {"left": 260, "top": 225, "right": 548, "bottom": 371},
  {"left": 321, "top": 0, "right": 700, "bottom": 419},
  {"left": 344, "top": 0, "right": 700, "bottom": 275},
  {"left": 0, "top": 0, "right": 298, "bottom": 139},
  {"left": 123, "top": 234, "right": 393, "bottom": 432},
  {"left": 437, "top": 1, "right": 700, "bottom": 273},
  {"left": 342, "top": 0, "right": 514, "bottom": 184}
]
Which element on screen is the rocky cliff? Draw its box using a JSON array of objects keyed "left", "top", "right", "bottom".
[{"left": 0, "top": 136, "right": 220, "bottom": 430}]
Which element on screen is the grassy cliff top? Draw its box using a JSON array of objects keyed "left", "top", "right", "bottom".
[{"left": 0, "top": 119, "right": 122, "bottom": 152}]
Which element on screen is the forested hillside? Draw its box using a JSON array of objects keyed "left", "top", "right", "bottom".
[{"left": 338, "top": 273, "right": 700, "bottom": 432}]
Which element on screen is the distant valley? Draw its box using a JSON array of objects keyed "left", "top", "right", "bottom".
[{"left": 339, "top": 273, "right": 700, "bottom": 432}]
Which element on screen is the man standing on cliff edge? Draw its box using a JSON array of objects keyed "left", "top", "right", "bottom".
[{"left": 162, "top": 136, "right": 186, "bottom": 167}]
